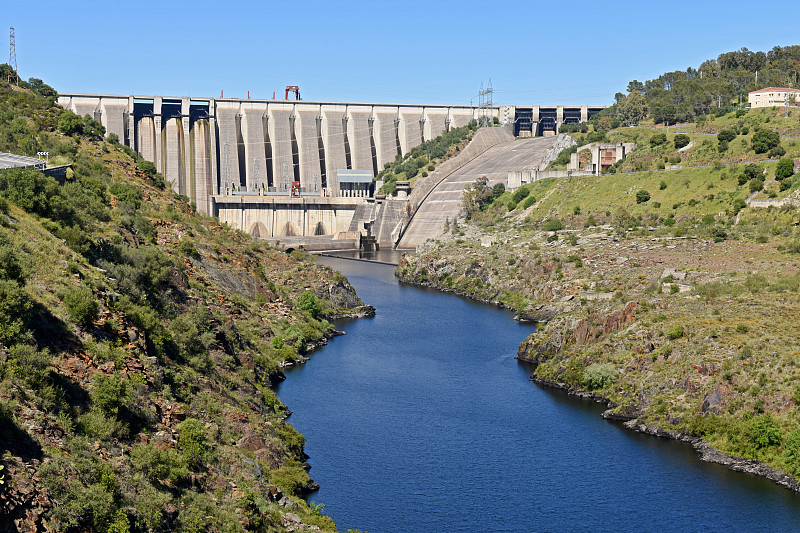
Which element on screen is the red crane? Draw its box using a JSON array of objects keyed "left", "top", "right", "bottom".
[{"left": 285, "top": 85, "right": 301, "bottom": 100}]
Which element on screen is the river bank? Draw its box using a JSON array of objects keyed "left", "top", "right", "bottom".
[
  {"left": 396, "top": 227, "right": 800, "bottom": 494},
  {"left": 278, "top": 255, "right": 800, "bottom": 532}
]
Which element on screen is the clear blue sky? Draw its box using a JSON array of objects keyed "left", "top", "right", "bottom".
[{"left": 4, "top": 1, "right": 799, "bottom": 106}]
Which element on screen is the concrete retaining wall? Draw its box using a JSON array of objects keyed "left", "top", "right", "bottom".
[{"left": 214, "top": 196, "right": 363, "bottom": 238}]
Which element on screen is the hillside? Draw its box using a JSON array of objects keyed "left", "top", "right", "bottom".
[
  {"left": 0, "top": 76, "right": 370, "bottom": 531},
  {"left": 398, "top": 105, "right": 800, "bottom": 490},
  {"left": 609, "top": 45, "right": 800, "bottom": 125}
]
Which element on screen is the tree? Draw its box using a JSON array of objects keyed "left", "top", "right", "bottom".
[
  {"left": 490, "top": 182, "right": 505, "bottom": 202},
  {"left": 297, "top": 291, "right": 321, "bottom": 319},
  {"left": 627, "top": 80, "right": 645, "bottom": 94},
  {"left": 673, "top": 134, "right": 691, "bottom": 149},
  {"left": 752, "top": 129, "right": 780, "bottom": 154},
  {"left": 461, "top": 176, "right": 491, "bottom": 220},
  {"left": 650, "top": 133, "right": 667, "bottom": 146},
  {"left": 717, "top": 129, "right": 736, "bottom": 142},
  {"left": 776, "top": 158, "right": 795, "bottom": 180},
  {"left": 27, "top": 77, "right": 57, "bottom": 98},
  {"left": 58, "top": 110, "right": 83, "bottom": 136},
  {"left": 743, "top": 163, "right": 763, "bottom": 181},
  {"left": 617, "top": 90, "right": 647, "bottom": 126}
]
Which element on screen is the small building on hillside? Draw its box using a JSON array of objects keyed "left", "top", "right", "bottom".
[
  {"left": 568, "top": 142, "right": 636, "bottom": 174},
  {"left": 748, "top": 87, "right": 800, "bottom": 108}
]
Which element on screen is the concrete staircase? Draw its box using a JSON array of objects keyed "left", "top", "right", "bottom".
[{"left": 347, "top": 201, "right": 378, "bottom": 233}]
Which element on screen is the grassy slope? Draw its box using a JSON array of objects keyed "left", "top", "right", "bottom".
[
  {"left": 0, "top": 82, "right": 365, "bottom": 531},
  {"left": 398, "top": 108, "right": 800, "bottom": 488}
]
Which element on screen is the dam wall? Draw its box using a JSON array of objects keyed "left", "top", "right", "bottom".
[
  {"left": 214, "top": 195, "right": 363, "bottom": 239},
  {"left": 57, "top": 94, "right": 487, "bottom": 214}
]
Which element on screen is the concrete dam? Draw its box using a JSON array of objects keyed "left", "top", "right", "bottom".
[
  {"left": 58, "top": 94, "right": 604, "bottom": 245},
  {"left": 58, "top": 94, "right": 489, "bottom": 209}
]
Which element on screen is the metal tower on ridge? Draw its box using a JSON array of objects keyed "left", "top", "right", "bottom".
[
  {"left": 8, "top": 27, "right": 19, "bottom": 85},
  {"left": 477, "top": 79, "right": 493, "bottom": 127}
]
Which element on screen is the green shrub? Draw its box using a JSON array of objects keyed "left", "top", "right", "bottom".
[
  {"left": 544, "top": 219, "right": 563, "bottom": 231},
  {"left": 0, "top": 279, "right": 31, "bottom": 345},
  {"left": 177, "top": 418, "right": 208, "bottom": 468},
  {"left": 666, "top": 325, "right": 684, "bottom": 340},
  {"left": 0, "top": 242, "right": 24, "bottom": 282},
  {"left": 752, "top": 129, "right": 780, "bottom": 154},
  {"left": 512, "top": 187, "right": 530, "bottom": 204},
  {"left": 776, "top": 158, "right": 795, "bottom": 180},
  {"left": 522, "top": 195, "right": 536, "bottom": 209},
  {"left": 768, "top": 145, "right": 786, "bottom": 158},
  {"left": 659, "top": 180, "right": 667, "bottom": 190},
  {"left": 178, "top": 238, "right": 199, "bottom": 259},
  {"left": 749, "top": 179, "right": 764, "bottom": 193},
  {"left": 749, "top": 414, "right": 781, "bottom": 449},
  {"left": 636, "top": 190, "right": 651, "bottom": 204},
  {"left": 717, "top": 129, "right": 736, "bottom": 143},
  {"left": 170, "top": 305, "right": 216, "bottom": 360},
  {"left": 91, "top": 372, "right": 132, "bottom": 416},
  {"left": 4, "top": 344, "right": 51, "bottom": 388},
  {"left": 582, "top": 363, "right": 618, "bottom": 390},
  {"left": 62, "top": 284, "right": 99, "bottom": 327},
  {"left": 650, "top": 133, "right": 667, "bottom": 146},
  {"left": 130, "top": 443, "right": 189, "bottom": 484},
  {"left": 743, "top": 163, "right": 763, "bottom": 181},
  {"left": 673, "top": 134, "right": 690, "bottom": 149},
  {"left": 108, "top": 181, "right": 143, "bottom": 209},
  {"left": 98, "top": 243, "right": 177, "bottom": 309},
  {"left": 785, "top": 430, "right": 800, "bottom": 473},
  {"left": 297, "top": 291, "right": 321, "bottom": 319}
]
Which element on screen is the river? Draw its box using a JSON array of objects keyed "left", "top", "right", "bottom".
[{"left": 276, "top": 256, "right": 800, "bottom": 532}]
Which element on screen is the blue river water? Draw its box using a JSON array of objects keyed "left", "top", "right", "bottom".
[{"left": 276, "top": 257, "right": 800, "bottom": 532}]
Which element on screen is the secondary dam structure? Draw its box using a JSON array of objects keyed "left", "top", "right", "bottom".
[{"left": 58, "top": 94, "right": 604, "bottom": 244}]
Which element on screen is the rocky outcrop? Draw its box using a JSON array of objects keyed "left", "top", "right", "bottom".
[
  {"left": 539, "top": 134, "right": 577, "bottom": 169},
  {"left": 517, "top": 302, "right": 638, "bottom": 364},
  {"left": 325, "top": 305, "right": 376, "bottom": 320},
  {"left": 324, "top": 278, "right": 364, "bottom": 311},
  {"left": 572, "top": 302, "right": 638, "bottom": 344}
]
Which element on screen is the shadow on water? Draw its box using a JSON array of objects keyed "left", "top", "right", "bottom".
[{"left": 317, "top": 248, "right": 409, "bottom": 266}]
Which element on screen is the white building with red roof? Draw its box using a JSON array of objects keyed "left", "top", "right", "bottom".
[{"left": 748, "top": 87, "right": 800, "bottom": 108}]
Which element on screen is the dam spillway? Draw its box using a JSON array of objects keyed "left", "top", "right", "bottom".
[
  {"left": 58, "top": 94, "right": 489, "bottom": 214},
  {"left": 58, "top": 94, "right": 605, "bottom": 244}
]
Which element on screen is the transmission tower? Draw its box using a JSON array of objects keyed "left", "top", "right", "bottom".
[
  {"left": 477, "top": 79, "right": 493, "bottom": 128},
  {"left": 8, "top": 27, "right": 19, "bottom": 85}
]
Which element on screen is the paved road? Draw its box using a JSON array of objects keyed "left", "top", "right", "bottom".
[{"left": 398, "top": 136, "right": 559, "bottom": 248}]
